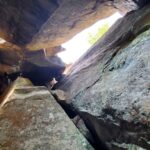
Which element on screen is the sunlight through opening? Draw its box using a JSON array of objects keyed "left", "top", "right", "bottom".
[
  {"left": 0, "top": 38, "right": 6, "bottom": 44},
  {"left": 58, "top": 12, "right": 123, "bottom": 65}
]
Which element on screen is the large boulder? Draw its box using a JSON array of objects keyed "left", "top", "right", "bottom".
[
  {"left": 58, "top": 4, "right": 150, "bottom": 149},
  {"left": 0, "top": 0, "right": 149, "bottom": 50},
  {"left": 0, "top": 77, "right": 94, "bottom": 150}
]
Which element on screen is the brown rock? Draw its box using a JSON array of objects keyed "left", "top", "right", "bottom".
[{"left": 0, "top": 0, "right": 147, "bottom": 50}]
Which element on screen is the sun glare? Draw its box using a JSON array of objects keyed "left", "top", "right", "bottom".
[
  {"left": 58, "top": 12, "right": 123, "bottom": 64},
  {"left": 0, "top": 38, "right": 6, "bottom": 44}
]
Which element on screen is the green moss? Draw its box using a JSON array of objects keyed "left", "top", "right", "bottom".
[
  {"left": 88, "top": 23, "right": 109, "bottom": 45},
  {"left": 131, "top": 28, "right": 150, "bottom": 46}
]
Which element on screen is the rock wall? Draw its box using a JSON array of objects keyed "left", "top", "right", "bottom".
[
  {"left": 0, "top": 0, "right": 149, "bottom": 97},
  {"left": 0, "top": 77, "right": 94, "bottom": 150},
  {"left": 0, "top": 1, "right": 150, "bottom": 149},
  {"left": 58, "top": 4, "right": 150, "bottom": 149}
]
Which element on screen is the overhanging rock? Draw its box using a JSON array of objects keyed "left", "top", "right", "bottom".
[{"left": 0, "top": 0, "right": 148, "bottom": 50}]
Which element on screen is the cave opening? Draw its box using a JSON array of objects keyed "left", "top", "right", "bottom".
[
  {"left": 0, "top": 1, "right": 150, "bottom": 150},
  {"left": 58, "top": 12, "right": 123, "bottom": 71}
]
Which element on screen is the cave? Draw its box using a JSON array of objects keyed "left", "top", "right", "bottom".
[{"left": 0, "top": 0, "right": 150, "bottom": 150}]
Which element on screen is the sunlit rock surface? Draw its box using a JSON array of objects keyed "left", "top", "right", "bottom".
[
  {"left": 0, "top": 0, "right": 148, "bottom": 50},
  {"left": 0, "top": 77, "right": 93, "bottom": 150},
  {"left": 58, "top": 4, "right": 150, "bottom": 149}
]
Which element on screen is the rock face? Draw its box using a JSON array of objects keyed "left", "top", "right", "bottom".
[
  {"left": 0, "top": 48, "right": 65, "bottom": 87},
  {"left": 58, "top": 4, "right": 150, "bottom": 149},
  {"left": 0, "top": 0, "right": 149, "bottom": 50},
  {"left": 0, "top": 77, "right": 94, "bottom": 150}
]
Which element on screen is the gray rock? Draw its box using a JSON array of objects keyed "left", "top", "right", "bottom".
[
  {"left": 58, "top": 4, "right": 150, "bottom": 149},
  {"left": 0, "top": 77, "right": 94, "bottom": 150}
]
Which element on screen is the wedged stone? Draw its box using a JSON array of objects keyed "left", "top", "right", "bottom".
[
  {"left": 58, "top": 5, "right": 150, "bottom": 149},
  {"left": 0, "top": 77, "right": 94, "bottom": 150}
]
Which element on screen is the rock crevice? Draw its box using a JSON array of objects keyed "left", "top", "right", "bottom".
[{"left": 58, "top": 4, "right": 150, "bottom": 149}]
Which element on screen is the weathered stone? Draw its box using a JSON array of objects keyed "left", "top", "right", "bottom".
[
  {"left": 13, "top": 77, "right": 33, "bottom": 87},
  {"left": 0, "top": 77, "right": 94, "bottom": 150},
  {"left": 0, "top": 77, "right": 33, "bottom": 106},
  {"left": 58, "top": 4, "right": 150, "bottom": 149},
  {"left": 0, "top": 0, "right": 148, "bottom": 50},
  {"left": 51, "top": 89, "right": 67, "bottom": 101},
  {"left": 0, "top": 43, "right": 23, "bottom": 73}
]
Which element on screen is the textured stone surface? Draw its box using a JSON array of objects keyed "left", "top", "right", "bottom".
[
  {"left": 0, "top": 0, "right": 148, "bottom": 50},
  {"left": 0, "top": 0, "right": 149, "bottom": 97},
  {"left": 58, "top": 5, "right": 150, "bottom": 149},
  {"left": 0, "top": 77, "right": 94, "bottom": 150}
]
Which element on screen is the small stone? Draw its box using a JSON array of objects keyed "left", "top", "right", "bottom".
[{"left": 51, "top": 89, "right": 67, "bottom": 101}]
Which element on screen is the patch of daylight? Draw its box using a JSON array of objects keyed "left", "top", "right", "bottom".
[{"left": 58, "top": 12, "right": 123, "bottom": 64}]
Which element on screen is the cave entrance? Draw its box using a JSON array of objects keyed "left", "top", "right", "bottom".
[{"left": 57, "top": 12, "right": 123, "bottom": 73}]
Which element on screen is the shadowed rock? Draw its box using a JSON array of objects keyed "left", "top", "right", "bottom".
[
  {"left": 1, "top": 50, "right": 66, "bottom": 86},
  {"left": 21, "top": 50, "right": 65, "bottom": 85}
]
